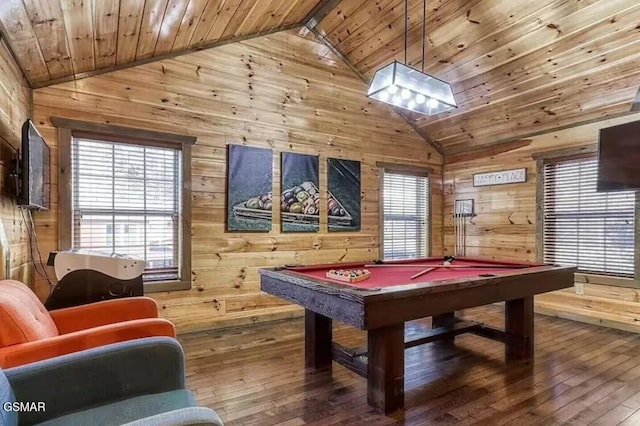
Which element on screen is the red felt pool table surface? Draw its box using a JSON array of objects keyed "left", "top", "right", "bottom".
[{"left": 289, "top": 257, "right": 543, "bottom": 289}]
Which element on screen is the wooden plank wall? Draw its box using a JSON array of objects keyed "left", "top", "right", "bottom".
[
  {"left": 31, "top": 29, "right": 444, "bottom": 333},
  {"left": 0, "top": 38, "right": 32, "bottom": 285},
  {"left": 444, "top": 112, "right": 640, "bottom": 333}
]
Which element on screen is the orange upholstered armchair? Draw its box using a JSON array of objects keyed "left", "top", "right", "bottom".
[{"left": 0, "top": 279, "right": 175, "bottom": 368}]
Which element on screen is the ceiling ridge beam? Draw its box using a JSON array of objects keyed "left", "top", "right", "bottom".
[
  {"left": 303, "top": 0, "right": 342, "bottom": 29},
  {"left": 31, "top": 22, "right": 305, "bottom": 89},
  {"left": 305, "top": 26, "right": 444, "bottom": 156}
]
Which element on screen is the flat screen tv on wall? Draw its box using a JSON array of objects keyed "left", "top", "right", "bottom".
[
  {"left": 19, "top": 119, "right": 50, "bottom": 210},
  {"left": 597, "top": 120, "right": 640, "bottom": 192}
]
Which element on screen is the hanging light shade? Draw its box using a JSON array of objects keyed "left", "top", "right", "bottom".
[
  {"left": 367, "top": 61, "right": 457, "bottom": 115},
  {"left": 366, "top": 0, "right": 457, "bottom": 116}
]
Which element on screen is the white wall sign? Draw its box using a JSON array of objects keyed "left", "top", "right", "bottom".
[{"left": 473, "top": 168, "right": 527, "bottom": 187}]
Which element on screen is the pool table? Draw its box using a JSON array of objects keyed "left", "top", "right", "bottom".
[{"left": 259, "top": 257, "right": 576, "bottom": 414}]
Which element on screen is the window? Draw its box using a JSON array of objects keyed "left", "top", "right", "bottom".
[
  {"left": 543, "top": 156, "right": 635, "bottom": 276},
  {"left": 54, "top": 117, "right": 195, "bottom": 292},
  {"left": 382, "top": 171, "right": 430, "bottom": 260},
  {"left": 72, "top": 138, "right": 182, "bottom": 282}
]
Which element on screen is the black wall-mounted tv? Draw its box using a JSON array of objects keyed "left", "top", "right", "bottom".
[
  {"left": 19, "top": 119, "right": 50, "bottom": 210},
  {"left": 597, "top": 120, "right": 640, "bottom": 192}
]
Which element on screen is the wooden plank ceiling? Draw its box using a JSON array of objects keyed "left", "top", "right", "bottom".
[
  {"left": 313, "top": 0, "right": 640, "bottom": 154},
  {"left": 0, "top": 0, "right": 322, "bottom": 86},
  {"left": 1, "top": 0, "right": 639, "bottom": 154}
]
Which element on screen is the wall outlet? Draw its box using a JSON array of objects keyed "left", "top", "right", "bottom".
[{"left": 575, "top": 283, "right": 585, "bottom": 295}]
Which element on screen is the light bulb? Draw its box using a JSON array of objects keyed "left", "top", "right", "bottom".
[
  {"left": 416, "top": 94, "right": 426, "bottom": 104},
  {"left": 428, "top": 98, "right": 439, "bottom": 109},
  {"left": 408, "top": 100, "right": 416, "bottom": 110},
  {"left": 387, "top": 85, "right": 398, "bottom": 94},
  {"left": 401, "top": 89, "right": 411, "bottom": 100},
  {"left": 392, "top": 95, "right": 402, "bottom": 105}
]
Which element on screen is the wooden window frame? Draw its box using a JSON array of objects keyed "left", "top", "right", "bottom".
[
  {"left": 53, "top": 117, "right": 195, "bottom": 292},
  {"left": 534, "top": 145, "right": 640, "bottom": 289},
  {"left": 377, "top": 162, "right": 434, "bottom": 260}
]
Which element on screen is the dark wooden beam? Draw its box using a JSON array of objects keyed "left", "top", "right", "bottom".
[
  {"left": 303, "top": 0, "right": 343, "bottom": 29},
  {"left": 332, "top": 342, "right": 368, "bottom": 377},
  {"left": 306, "top": 310, "right": 333, "bottom": 371},
  {"left": 445, "top": 139, "right": 532, "bottom": 164},
  {"left": 405, "top": 320, "right": 480, "bottom": 348},
  {"left": 305, "top": 26, "right": 444, "bottom": 156}
]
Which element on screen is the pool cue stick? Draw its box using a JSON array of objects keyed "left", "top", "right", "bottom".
[
  {"left": 368, "top": 263, "right": 530, "bottom": 269},
  {"left": 364, "top": 264, "right": 429, "bottom": 268},
  {"left": 453, "top": 213, "right": 456, "bottom": 256},
  {"left": 458, "top": 213, "right": 462, "bottom": 256},
  {"left": 455, "top": 212, "right": 460, "bottom": 256},
  {"left": 434, "top": 264, "right": 530, "bottom": 269},
  {"left": 457, "top": 213, "right": 461, "bottom": 256},
  {"left": 462, "top": 214, "right": 466, "bottom": 256},
  {"left": 410, "top": 267, "right": 436, "bottom": 280}
]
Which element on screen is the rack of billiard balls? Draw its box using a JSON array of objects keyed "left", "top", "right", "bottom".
[{"left": 325, "top": 268, "right": 371, "bottom": 283}]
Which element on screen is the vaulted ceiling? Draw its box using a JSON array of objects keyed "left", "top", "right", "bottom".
[
  {"left": 1, "top": 0, "right": 640, "bottom": 155},
  {"left": 0, "top": 0, "right": 321, "bottom": 84}
]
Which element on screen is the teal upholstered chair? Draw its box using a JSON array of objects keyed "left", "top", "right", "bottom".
[{"left": 0, "top": 337, "right": 222, "bottom": 426}]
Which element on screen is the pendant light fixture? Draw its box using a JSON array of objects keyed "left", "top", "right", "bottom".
[{"left": 366, "top": 0, "right": 457, "bottom": 116}]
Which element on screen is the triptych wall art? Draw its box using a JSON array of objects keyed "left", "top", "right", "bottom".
[{"left": 225, "top": 144, "right": 361, "bottom": 233}]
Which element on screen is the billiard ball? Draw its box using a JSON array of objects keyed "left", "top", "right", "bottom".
[
  {"left": 296, "top": 191, "right": 309, "bottom": 202},
  {"left": 330, "top": 206, "right": 344, "bottom": 216},
  {"left": 246, "top": 197, "right": 261, "bottom": 209},
  {"left": 289, "top": 202, "right": 303, "bottom": 213}
]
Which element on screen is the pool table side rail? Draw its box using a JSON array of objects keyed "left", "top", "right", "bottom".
[
  {"left": 260, "top": 270, "right": 366, "bottom": 327},
  {"left": 363, "top": 267, "right": 576, "bottom": 328},
  {"left": 283, "top": 257, "right": 546, "bottom": 273},
  {"left": 259, "top": 265, "right": 576, "bottom": 329},
  {"left": 260, "top": 264, "right": 576, "bottom": 302}
]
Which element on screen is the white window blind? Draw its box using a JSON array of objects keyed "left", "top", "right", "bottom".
[
  {"left": 543, "top": 156, "right": 635, "bottom": 276},
  {"left": 382, "top": 171, "right": 429, "bottom": 260},
  {"left": 72, "top": 138, "right": 182, "bottom": 281}
]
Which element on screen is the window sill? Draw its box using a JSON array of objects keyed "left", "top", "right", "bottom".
[
  {"left": 144, "top": 279, "right": 191, "bottom": 293},
  {"left": 574, "top": 272, "right": 638, "bottom": 289}
]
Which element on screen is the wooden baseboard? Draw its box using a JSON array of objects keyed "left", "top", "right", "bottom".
[
  {"left": 535, "top": 303, "right": 640, "bottom": 334},
  {"left": 174, "top": 306, "right": 304, "bottom": 335}
]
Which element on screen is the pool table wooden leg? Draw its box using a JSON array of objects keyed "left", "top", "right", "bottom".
[
  {"left": 305, "top": 309, "right": 332, "bottom": 370},
  {"left": 367, "top": 323, "right": 405, "bottom": 414},
  {"left": 432, "top": 312, "right": 456, "bottom": 343},
  {"left": 505, "top": 296, "right": 534, "bottom": 361}
]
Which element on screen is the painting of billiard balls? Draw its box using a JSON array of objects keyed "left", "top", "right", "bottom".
[
  {"left": 281, "top": 152, "right": 320, "bottom": 232},
  {"left": 226, "top": 144, "right": 273, "bottom": 232},
  {"left": 328, "top": 158, "right": 361, "bottom": 231}
]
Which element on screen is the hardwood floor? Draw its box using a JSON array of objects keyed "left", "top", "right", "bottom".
[{"left": 179, "top": 305, "right": 640, "bottom": 425}]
